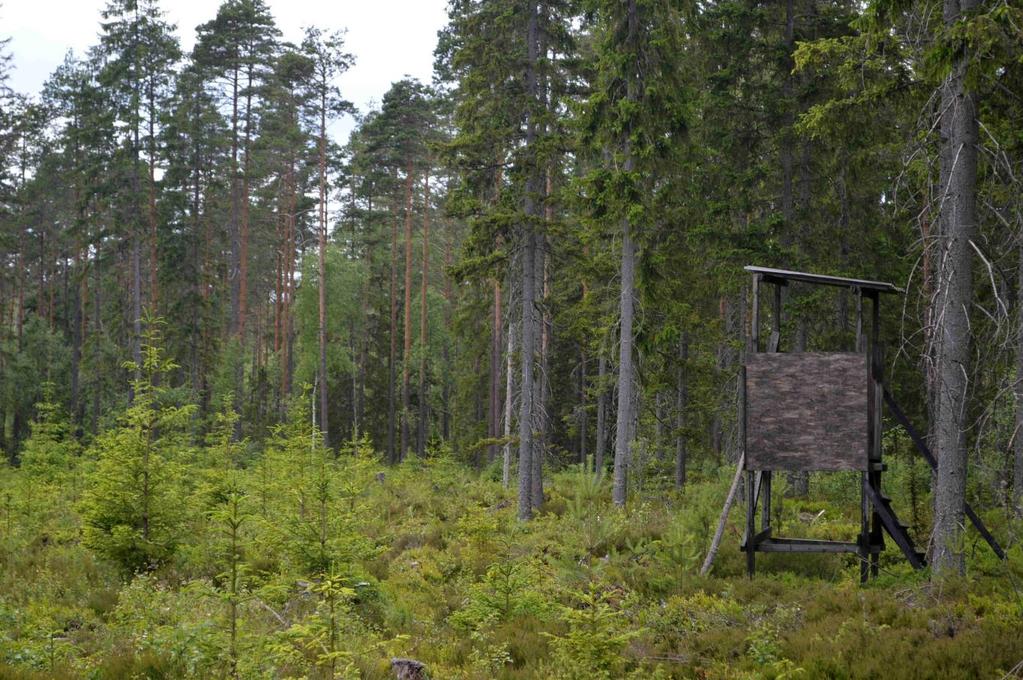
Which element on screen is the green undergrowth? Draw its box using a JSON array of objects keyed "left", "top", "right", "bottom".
[{"left": 1, "top": 446, "right": 1021, "bottom": 679}]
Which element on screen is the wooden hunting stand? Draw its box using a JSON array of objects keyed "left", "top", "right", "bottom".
[{"left": 740, "top": 266, "right": 1005, "bottom": 582}]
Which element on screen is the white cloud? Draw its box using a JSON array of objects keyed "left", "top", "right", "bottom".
[{"left": 1, "top": 0, "right": 449, "bottom": 143}]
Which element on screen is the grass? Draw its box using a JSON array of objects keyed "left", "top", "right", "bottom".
[{"left": 0, "top": 453, "right": 1021, "bottom": 679}]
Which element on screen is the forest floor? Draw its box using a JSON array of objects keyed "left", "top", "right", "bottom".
[{"left": 1, "top": 448, "right": 1022, "bottom": 679}]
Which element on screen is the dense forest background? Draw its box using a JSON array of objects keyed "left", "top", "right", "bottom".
[{"left": 1, "top": 0, "right": 1023, "bottom": 677}]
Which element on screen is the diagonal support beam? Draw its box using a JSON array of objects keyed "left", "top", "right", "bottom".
[{"left": 883, "top": 388, "right": 1007, "bottom": 561}]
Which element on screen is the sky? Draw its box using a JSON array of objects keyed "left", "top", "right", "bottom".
[{"left": 1, "top": 0, "right": 450, "bottom": 143}]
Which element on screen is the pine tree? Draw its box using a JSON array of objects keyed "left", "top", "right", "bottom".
[
  {"left": 195, "top": 0, "right": 281, "bottom": 418},
  {"left": 299, "top": 27, "right": 354, "bottom": 450},
  {"left": 92, "top": 0, "right": 180, "bottom": 389}
]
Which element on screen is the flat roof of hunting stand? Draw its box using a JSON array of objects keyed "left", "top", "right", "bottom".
[{"left": 744, "top": 266, "right": 903, "bottom": 294}]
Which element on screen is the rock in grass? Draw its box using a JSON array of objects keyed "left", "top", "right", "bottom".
[{"left": 391, "top": 657, "right": 428, "bottom": 680}]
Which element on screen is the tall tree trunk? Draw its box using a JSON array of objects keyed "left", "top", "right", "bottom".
[
  {"left": 612, "top": 0, "right": 640, "bottom": 507},
  {"left": 931, "top": 0, "right": 979, "bottom": 577},
  {"left": 70, "top": 253, "right": 82, "bottom": 430},
  {"left": 131, "top": 90, "right": 143, "bottom": 393},
  {"left": 490, "top": 279, "right": 503, "bottom": 463},
  {"left": 504, "top": 319, "right": 515, "bottom": 488},
  {"left": 518, "top": 0, "right": 540, "bottom": 519},
  {"left": 147, "top": 82, "right": 159, "bottom": 313},
  {"left": 518, "top": 227, "right": 537, "bottom": 519},
  {"left": 351, "top": 327, "right": 359, "bottom": 442},
  {"left": 613, "top": 216, "right": 636, "bottom": 507},
  {"left": 402, "top": 162, "right": 415, "bottom": 460},
  {"left": 318, "top": 97, "right": 330, "bottom": 448},
  {"left": 655, "top": 393, "right": 665, "bottom": 459},
  {"left": 442, "top": 220, "right": 454, "bottom": 440},
  {"left": 579, "top": 351, "right": 588, "bottom": 467},
  {"left": 358, "top": 321, "right": 368, "bottom": 440},
  {"left": 389, "top": 212, "right": 399, "bottom": 463},
  {"left": 532, "top": 235, "right": 549, "bottom": 508},
  {"left": 229, "top": 67, "right": 241, "bottom": 343},
  {"left": 281, "top": 162, "right": 298, "bottom": 401},
  {"left": 1016, "top": 237, "right": 1023, "bottom": 515},
  {"left": 779, "top": 0, "right": 795, "bottom": 236},
  {"left": 239, "top": 65, "right": 254, "bottom": 345},
  {"left": 596, "top": 354, "right": 608, "bottom": 477},
  {"left": 131, "top": 231, "right": 143, "bottom": 385},
  {"left": 489, "top": 167, "right": 505, "bottom": 462},
  {"left": 675, "top": 333, "right": 688, "bottom": 489},
  {"left": 712, "top": 297, "right": 728, "bottom": 459},
  {"left": 274, "top": 220, "right": 283, "bottom": 356},
  {"left": 418, "top": 171, "right": 431, "bottom": 457},
  {"left": 91, "top": 241, "right": 102, "bottom": 434}
]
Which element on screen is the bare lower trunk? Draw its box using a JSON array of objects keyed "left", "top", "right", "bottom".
[
  {"left": 675, "top": 334, "right": 688, "bottom": 490},
  {"left": 132, "top": 235, "right": 142, "bottom": 384},
  {"left": 418, "top": 172, "right": 431, "bottom": 457},
  {"left": 490, "top": 280, "right": 503, "bottom": 463},
  {"left": 531, "top": 235, "right": 549, "bottom": 509},
  {"left": 518, "top": 0, "right": 540, "bottom": 520},
  {"left": 1016, "top": 237, "right": 1023, "bottom": 515},
  {"left": 612, "top": 0, "right": 639, "bottom": 507},
  {"left": 442, "top": 224, "right": 453, "bottom": 440},
  {"left": 147, "top": 94, "right": 159, "bottom": 314},
  {"left": 402, "top": 164, "right": 414, "bottom": 460},
  {"left": 240, "top": 67, "right": 254, "bottom": 344},
  {"left": 503, "top": 320, "right": 515, "bottom": 488},
  {"left": 70, "top": 248, "right": 83, "bottom": 430},
  {"left": 518, "top": 228, "right": 536, "bottom": 519},
  {"left": 389, "top": 215, "right": 399, "bottom": 462},
  {"left": 931, "top": 0, "right": 979, "bottom": 577},
  {"left": 579, "top": 352, "right": 588, "bottom": 466},
  {"left": 318, "top": 106, "right": 330, "bottom": 449},
  {"left": 612, "top": 218, "right": 636, "bottom": 507},
  {"left": 595, "top": 355, "right": 607, "bottom": 477}
]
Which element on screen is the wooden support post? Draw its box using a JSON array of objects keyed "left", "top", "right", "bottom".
[
  {"left": 750, "top": 274, "right": 761, "bottom": 353},
  {"left": 860, "top": 472, "right": 870, "bottom": 583},
  {"left": 870, "top": 293, "right": 883, "bottom": 578},
  {"left": 769, "top": 282, "right": 782, "bottom": 352},
  {"left": 700, "top": 452, "right": 746, "bottom": 576},
  {"left": 762, "top": 281, "right": 779, "bottom": 532},
  {"left": 855, "top": 287, "right": 863, "bottom": 353},
  {"left": 745, "top": 273, "right": 760, "bottom": 579},
  {"left": 857, "top": 287, "right": 870, "bottom": 582},
  {"left": 746, "top": 469, "right": 756, "bottom": 578}
]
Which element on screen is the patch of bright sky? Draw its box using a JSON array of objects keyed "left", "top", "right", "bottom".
[{"left": 1, "top": 0, "right": 450, "bottom": 144}]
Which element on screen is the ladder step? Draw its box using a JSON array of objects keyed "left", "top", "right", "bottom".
[{"left": 865, "top": 484, "right": 926, "bottom": 570}]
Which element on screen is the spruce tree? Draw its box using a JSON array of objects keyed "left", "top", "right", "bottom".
[{"left": 80, "top": 321, "right": 197, "bottom": 572}]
